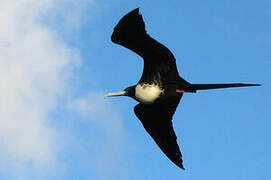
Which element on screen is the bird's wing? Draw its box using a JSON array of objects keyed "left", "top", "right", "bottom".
[
  {"left": 133, "top": 95, "right": 184, "bottom": 169},
  {"left": 111, "top": 8, "right": 188, "bottom": 84}
]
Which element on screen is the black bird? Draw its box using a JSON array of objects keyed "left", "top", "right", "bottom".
[{"left": 105, "top": 8, "right": 260, "bottom": 169}]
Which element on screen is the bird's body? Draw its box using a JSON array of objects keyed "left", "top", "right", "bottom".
[
  {"left": 105, "top": 8, "right": 260, "bottom": 169},
  {"left": 135, "top": 83, "right": 164, "bottom": 104}
]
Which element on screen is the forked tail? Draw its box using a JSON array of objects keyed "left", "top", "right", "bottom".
[{"left": 190, "top": 83, "right": 261, "bottom": 91}]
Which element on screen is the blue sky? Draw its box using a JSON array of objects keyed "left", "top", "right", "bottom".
[{"left": 0, "top": 0, "right": 270, "bottom": 179}]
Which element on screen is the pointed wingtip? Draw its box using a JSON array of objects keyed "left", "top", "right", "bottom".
[
  {"left": 128, "top": 8, "right": 140, "bottom": 15},
  {"left": 179, "top": 165, "right": 185, "bottom": 170},
  {"left": 170, "top": 154, "right": 185, "bottom": 170},
  {"left": 172, "top": 159, "right": 185, "bottom": 170},
  {"left": 175, "top": 159, "right": 185, "bottom": 170}
]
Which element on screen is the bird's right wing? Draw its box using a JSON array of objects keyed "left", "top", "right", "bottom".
[
  {"left": 111, "top": 8, "right": 183, "bottom": 83},
  {"left": 134, "top": 95, "right": 184, "bottom": 169}
]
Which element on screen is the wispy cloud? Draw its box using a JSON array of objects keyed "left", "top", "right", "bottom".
[
  {"left": 0, "top": 0, "right": 130, "bottom": 179},
  {"left": 0, "top": 0, "right": 92, "bottom": 178},
  {"left": 68, "top": 93, "right": 130, "bottom": 179}
]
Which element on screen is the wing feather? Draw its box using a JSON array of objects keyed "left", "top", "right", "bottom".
[
  {"left": 134, "top": 95, "right": 184, "bottom": 169},
  {"left": 111, "top": 8, "right": 185, "bottom": 84}
]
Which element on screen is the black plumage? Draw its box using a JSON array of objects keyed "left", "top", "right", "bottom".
[
  {"left": 105, "top": 8, "right": 260, "bottom": 169},
  {"left": 134, "top": 96, "right": 183, "bottom": 169}
]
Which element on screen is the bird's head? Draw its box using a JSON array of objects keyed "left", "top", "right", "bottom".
[{"left": 104, "top": 85, "right": 135, "bottom": 99}]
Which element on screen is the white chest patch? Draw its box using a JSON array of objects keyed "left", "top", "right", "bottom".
[{"left": 135, "top": 84, "right": 164, "bottom": 104}]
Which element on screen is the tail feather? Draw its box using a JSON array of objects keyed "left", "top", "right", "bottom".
[{"left": 191, "top": 83, "right": 261, "bottom": 91}]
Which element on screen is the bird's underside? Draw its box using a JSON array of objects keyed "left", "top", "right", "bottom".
[
  {"left": 111, "top": 8, "right": 187, "bottom": 169},
  {"left": 108, "top": 8, "right": 261, "bottom": 169}
]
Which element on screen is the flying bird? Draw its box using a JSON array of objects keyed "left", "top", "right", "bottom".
[{"left": 105, "top": 8, "right": 260, "bottom": 169}]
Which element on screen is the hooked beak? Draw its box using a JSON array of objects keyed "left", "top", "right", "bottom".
[{"left": 104, "top": 91, "right": 126, "bottom": 98}]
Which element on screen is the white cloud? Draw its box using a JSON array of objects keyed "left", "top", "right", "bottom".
[
  {"left": 0, "top": 0, "right": 91, "bottom": 177},
  {"left": 0, "top": 0, "right": 130, "bottom": 178}
]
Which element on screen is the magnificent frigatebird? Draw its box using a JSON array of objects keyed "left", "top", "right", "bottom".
[{"left": 105, "top": 8, "right": 260, "bottom": 169}]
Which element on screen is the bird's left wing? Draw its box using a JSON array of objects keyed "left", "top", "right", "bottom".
[
  {"left": 134, "top": 95, "right": 184, "bottom": 169},
  {"left": 111, "top": 8, "right": 187, "bottom": 84},
  {"left": 111, "top": 8, "right": 147, "bottom": 58}
]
